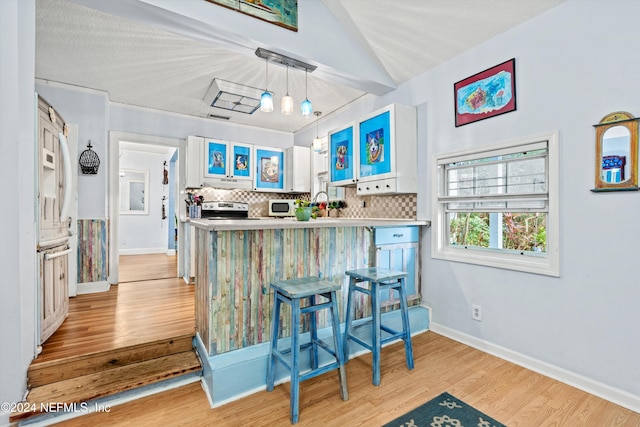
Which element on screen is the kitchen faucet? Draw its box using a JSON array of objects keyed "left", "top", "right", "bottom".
[{"left": 313, "top": 191, "right": 329, "bottom": 203}]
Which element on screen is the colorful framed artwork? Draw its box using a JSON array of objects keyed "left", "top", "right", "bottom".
[
  {"left": 205, "top": 0, "right": 298, "bottom": 32},
  {"left": 232, "top": 144, "right": 251, "bottom": 177},
  {"left": 206, "top": 141, "right": 227, "bottom": 177},
  {"left": 254, "top": 148, "right": 283, "bottom": 190},
  {"left": 359, "top": 110, "right": 391, "bottom": 178},
  {"left": 454, "top": 58, "right": 516, "bottom": 127},
  {"left": 330, "top": 125, "right": 354, "bottom": 184}
]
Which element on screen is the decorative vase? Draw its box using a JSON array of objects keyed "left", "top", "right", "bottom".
[{"left": 295, "top": 207, "right": 312, "bottom": 221}]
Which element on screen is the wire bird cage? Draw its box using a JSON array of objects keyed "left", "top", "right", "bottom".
[{"left": 79, "top": 140, "right": 100, "bottom": 174}]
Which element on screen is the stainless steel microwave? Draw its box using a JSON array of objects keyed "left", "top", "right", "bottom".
[{"left": 268, "top": 199, "right": 296, "bottom": 217}]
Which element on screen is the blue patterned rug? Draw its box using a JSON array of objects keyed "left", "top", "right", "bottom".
[{"left": 383, "top": 392, "right": 507, "bottom": 427}]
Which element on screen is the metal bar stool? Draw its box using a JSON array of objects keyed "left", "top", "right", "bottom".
[
  {"left": 266, "top": 277, "right": 348, "bottom": 424},
  {"left": 343, "top": 267, "right": 414, "bottom": 386}
]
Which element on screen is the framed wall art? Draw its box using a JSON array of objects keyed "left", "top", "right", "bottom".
[
  {"left": 454, "top": 58, "right": 516, "bottom": 127},
  {"left": 205, "top": 0, "right": 298, "bottom": 32}
]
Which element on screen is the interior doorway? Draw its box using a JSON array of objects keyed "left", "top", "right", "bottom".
[{"left": 108, "top": 132, "right": 186, "bottom": 285}]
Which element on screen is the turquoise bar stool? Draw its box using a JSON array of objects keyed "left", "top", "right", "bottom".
[
  {"left": 343, "top": 267, "right": 414, "bottom": 386},
  {"left": 266, "top": 277, "right": 348, "bottom": 424}
]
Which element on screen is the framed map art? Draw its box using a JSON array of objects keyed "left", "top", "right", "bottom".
[{"left": 454, "top": 58, "right": 517, "bottom": 127}]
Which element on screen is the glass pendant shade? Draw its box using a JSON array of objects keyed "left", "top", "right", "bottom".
[
  {"left": 260, "top": 91, "right": 273, "bottom": 112},
  {"left": 301, "top": 98, "right": 312, "bottom": 116},
  {"left": 301, "top": 70, "right": 312, "bottom": 116},
  {"left": 312, "top": 137, "right": 322, "bottom": 152},
  {"left": 281, "top": 95, "right": 293, "bottom": 115}
]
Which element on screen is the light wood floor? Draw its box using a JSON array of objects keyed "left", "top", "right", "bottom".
[
  {"left": 53, "top": 333, "right": 640, "bottom": 426},
  {"left": 118, "top": 253, "right": 178, "bottom": 283},
  {"left": 39, "top": 254, "right": 638, "bottom": 426},
  {"left": 34, "top": 255, "right": 194, "bottom": 365}
]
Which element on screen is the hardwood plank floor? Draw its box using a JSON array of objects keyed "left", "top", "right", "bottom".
[
  {"left": 53, "top": 332, "right": 640, "bottom": 426},
  {"left": 118, "top": 253, "right": 177, "bottom": 283},
  {"left": 33, "top": 254, "right": 638, "bottom": 426},
  {"left": 34, "top": 277, "right": 195, "bottom": 364}
]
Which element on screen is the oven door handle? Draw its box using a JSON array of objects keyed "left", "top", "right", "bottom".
[
  {"left": 59, "top": 131, "right": 72, "bottom": 223},
  {"left": 45, "top": 247, "right": 72, "bottom": 260}
]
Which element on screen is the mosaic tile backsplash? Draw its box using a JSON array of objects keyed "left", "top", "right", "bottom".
[{"left": 190, "top": 186, "right": 416, "bottom": 219}]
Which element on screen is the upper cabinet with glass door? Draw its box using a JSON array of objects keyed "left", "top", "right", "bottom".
[
  {"left": 328, "top": 123, "right": 357, "bottom": 186},
  {"left": 203, "top": 138, "right": 253, "bottom": 190},
  {"left": 329, "top": 103, "right": 417, "bottom": 195},
  {"left": 254, "top": 146, "right": 284, "bottom": 192},
  {"left": 592, "top": 111, "right": 639, "bottom": 192}
]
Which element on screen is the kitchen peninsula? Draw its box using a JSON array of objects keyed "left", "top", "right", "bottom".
[{"left": 190, "top": 217, "right": 429, "bottom": 405}]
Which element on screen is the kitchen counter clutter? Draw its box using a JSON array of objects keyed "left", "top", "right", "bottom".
[{"left": 190, "top": 217, "right": 429, "bottom": 230}]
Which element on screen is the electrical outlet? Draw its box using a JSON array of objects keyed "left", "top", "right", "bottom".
[{"left": 472, "top": 304, "right": 482, "bottom": 321}]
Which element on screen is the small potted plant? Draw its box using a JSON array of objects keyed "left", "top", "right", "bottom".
[
  {"left": 328, "top": 200, "right": 346, "bottom": 218},
  {"left": 311, "top": 201, "right": 328, "bottom": 218},
  {"left": 294, "top": 199, "right": 312, "bottom": 221}
]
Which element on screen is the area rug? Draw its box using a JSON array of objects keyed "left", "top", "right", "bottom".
[{"left": 382, "top": 392, "right": 507, "bottom": 427}]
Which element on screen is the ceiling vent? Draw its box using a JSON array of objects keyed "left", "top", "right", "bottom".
[
  {"left": 208, "top": 113, "right": 231, "bottom": 120},
  {"left": 203, "top": 79, "right": 263, "bottom": 114}
]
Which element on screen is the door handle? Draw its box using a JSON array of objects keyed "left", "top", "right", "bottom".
[
  {"left": 58, "top": 132, "right": 72, "bottom": 222},
  {"left": 45, "top": 247, "right": 72, "bottom": 260}
]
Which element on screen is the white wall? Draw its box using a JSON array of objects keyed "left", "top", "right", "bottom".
[
  {"left": 110, "top": 103, "right": 293, "bottom": 148},
  {"left": 119, "top": 149, "right": 172, "bottom": 254},
  {"left": 296, "top": 0, "right": 640, "bottom": 409},
  {"left": 0, "top": 1, "right": 36, "bottom": 424},
  {"left": 422, "top": 0, "right": 640, "bottom": 405}
]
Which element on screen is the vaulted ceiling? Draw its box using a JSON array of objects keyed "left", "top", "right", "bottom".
[{"left": 35, "top": 0, "right": 564, "bottom": 134}]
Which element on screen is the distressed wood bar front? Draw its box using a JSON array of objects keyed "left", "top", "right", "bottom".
[{"left": 191, "top": 218, "right": 428, "bottom": 357}]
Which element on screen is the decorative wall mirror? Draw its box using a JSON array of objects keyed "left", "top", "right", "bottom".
[
  {"left": 119, "top": 169, "right": 149, "bottom": 214},
  {"left": 592, "top": 111, "right": 639, "bottom": 192}
]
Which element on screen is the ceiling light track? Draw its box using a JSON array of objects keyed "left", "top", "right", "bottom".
[{"left": 255, "top": 47, "right": 317, "bottom": 73}]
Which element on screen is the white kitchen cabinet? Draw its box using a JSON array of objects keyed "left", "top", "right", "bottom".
[
  {"left": 203, "top": 138, "right": 253, "bottom": 190},
  {"left": 186, "top": 135, "right": 204, "bottom": 188},
  {"left": 328, "top": 103, "right": 417, "bottom": 195},
  {"left": 39, "top": 247, "right": 69, "bottom": 343},
  {"left": 254, "top": 146, "right": 285, "bottom": 192},
  {"left": 285, "top": 146, "right": 310, "bottom": 193}
]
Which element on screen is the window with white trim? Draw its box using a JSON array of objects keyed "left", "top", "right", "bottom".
[{"left": 432, "top": 132, "right": 559, "bottom": 276}]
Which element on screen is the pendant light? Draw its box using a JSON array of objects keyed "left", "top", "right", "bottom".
[
  {"left": 301, "top": 70, "right": 312, "bottom": 116},
  {"left": 312, "top": 111, "right": 323, "bottom": 152},
  {"left": 260, "top": 59, "right": 273, "bottom": 113},
  {"left": 281, "top": 65, "right": 293, "bottom": 115}
]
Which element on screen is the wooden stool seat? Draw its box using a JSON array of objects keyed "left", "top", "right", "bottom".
[
  {"left": 343, "top": 267, "right": 414, "bottom": 386},
  {"left": 266, "top": 277, "right": 348, "bottom": 424}
]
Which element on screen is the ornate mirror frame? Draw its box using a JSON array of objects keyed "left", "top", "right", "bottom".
[{"left": 592, "top": 111, "right": 639, "bottom": 192}]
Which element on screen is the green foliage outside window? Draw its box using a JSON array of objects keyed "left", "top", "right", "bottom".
[{"left": 449, "top": 212, "right": 546, "bottom": 252}]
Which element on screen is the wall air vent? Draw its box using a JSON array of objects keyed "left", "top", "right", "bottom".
[
  {"left": 208, "top": 113, "right": 231, "bottom": 121},
  {"left": 203, "top": 79, "right": 262, "bottom": 114}
]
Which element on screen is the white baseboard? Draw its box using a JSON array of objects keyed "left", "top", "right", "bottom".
[
  {"left": 166, "top": 249, "right": 176, "bottom": 256},
  {"left": 429, "top": 322, "right": 640, "bottom": 414},
  {"left": 76, "top": 281, "right": 110, "bottom": 294},
  {"left": 119, "top": 248, "right": 167, "bottom": 255}
]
